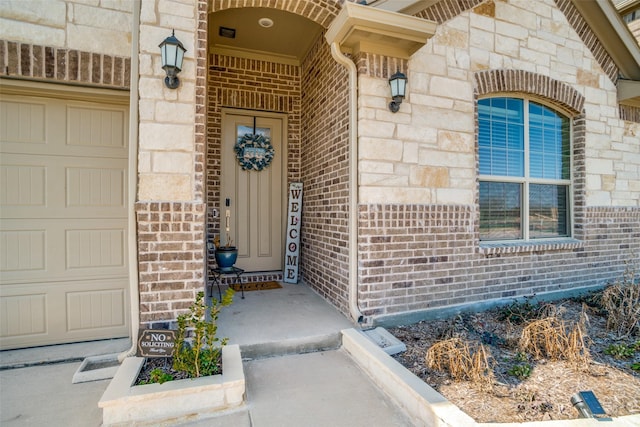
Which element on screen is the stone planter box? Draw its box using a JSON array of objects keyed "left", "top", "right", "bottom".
[{"left": 98, "top": 344, "right": 244, "bottom": 426}]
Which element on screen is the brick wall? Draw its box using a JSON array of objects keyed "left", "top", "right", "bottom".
[
  {"left": 0, "top": 40, "right": 130, "bottom": 89},
  {"left": 137, "top": 202, "right": 206, "bottom": 328},
  {"left": 205, "top": 54, "right": 302, "bottom": 277},
  {"left": 359, "top": 205, "right": 639, "bottom": 322},
  {"left": 299, "top": 35, "right": 352, "bottom": 314}
]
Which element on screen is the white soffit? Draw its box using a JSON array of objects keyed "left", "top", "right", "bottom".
[{"left": 325, "top": 2, "right": 437, "bottom": 59}]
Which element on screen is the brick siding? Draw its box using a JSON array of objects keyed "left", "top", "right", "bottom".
[
  {"left": 205, "top": 54, "right": 302, "bottom": 280},
  {"left": 0, "top": 39, "right": 130, "bottom": 89},
  {"left": 136, "top": 202, "right": 206, "bottom": 328},
  {"left": 299, "top": 34, "right": 352, "bottom": 314},
  {"left": 359, "top": 205, "right": 639, "bottom": 321}
]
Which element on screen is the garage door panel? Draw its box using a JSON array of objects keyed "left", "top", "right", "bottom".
[
  {"left": 1, "top": 153, "right": 126, "bottom": 218},
  {"left": 1, "top": 96, "right": 127, "bottom": 158},
  {"left": 0, "top": 278, "right": 128, "bottom": 348},
  {"left": 1, "top": 219, "right": 127, "bottom": 283},
  {"left": 0, "top": 293, "right": 47, "bottom": 338},
  {"left": 0, "top": 164, "right": 46, "bottom": 206},
  {"left": 67, "top": 105, "right": 126, "bottom": 149},
  {"left": 1, "top": 88, "right": 129, "bottom": 349},
  {"left": 67, "top": 288, "right": 126, "bottom": 331},
  {"left": 0, "top": 99, "right": 46, "bottom": 144},
  {"left": 0, "top": 229, "right": 46, "bottom": 273}
]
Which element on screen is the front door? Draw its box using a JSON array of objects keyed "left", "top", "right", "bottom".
[{"left": 221, "top": 110, "right": 285, "bottom": 272}]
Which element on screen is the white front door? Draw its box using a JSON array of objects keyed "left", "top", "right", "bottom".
[{"left": 221, "top": 110, "right": 285, "bottom": 272}]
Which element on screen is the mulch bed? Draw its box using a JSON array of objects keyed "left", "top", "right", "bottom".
[{"left": 389, "top": 296, "right": 640, "bottom": 423}]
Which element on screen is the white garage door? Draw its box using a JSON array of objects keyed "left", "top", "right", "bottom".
[{"left": 0, "top": 86, "right": 130, "bottom": 350}]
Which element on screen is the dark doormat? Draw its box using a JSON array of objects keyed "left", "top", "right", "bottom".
[{"left": 230, "top": 281, "right": 282, "bottom": 292}]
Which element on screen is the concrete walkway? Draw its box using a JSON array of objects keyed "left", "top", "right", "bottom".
[{"left": 0, "top": 283, "right": 413, "bottom": 426}]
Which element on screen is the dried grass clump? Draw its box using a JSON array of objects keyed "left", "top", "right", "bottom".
[
  {"left": 519, "top": 314, "right": 590, "bottom": 369},
  {"left": 600, "top": 263, "right": 640, "bottom": 338},
  {"left": 426, "top": 337, "right": 494, "bottom": 390}
]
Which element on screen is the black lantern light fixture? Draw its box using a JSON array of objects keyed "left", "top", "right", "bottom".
[
  {"left": 388, "top": 71, "right": 407, "bottom": 113},
  {"left": 159, "top": 30, "right": 186, "bottom": 89}
]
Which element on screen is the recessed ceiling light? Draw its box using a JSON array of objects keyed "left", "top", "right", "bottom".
[{"left": 258, "top": 18, "right": 274, "bottom": 28}]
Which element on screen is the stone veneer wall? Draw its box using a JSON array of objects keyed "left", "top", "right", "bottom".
[
  {"left": 299, "top": 35, "right": 352, "bottom": 314},
  {"left": 355, "top": 0, "right": 640, "bottom": 323},
  {"left": 137, "top": 0, "right": 208, "bottom": 328}
]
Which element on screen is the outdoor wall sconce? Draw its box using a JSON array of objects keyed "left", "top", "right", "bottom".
[
  {"left": 159, "top": 30, "right": 186, "bottom": 89},
  {"left": 388, "top": 71, "right": 407, "bottom": 113}
]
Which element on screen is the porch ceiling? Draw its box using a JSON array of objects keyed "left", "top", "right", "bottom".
[{"left": 208, "top": 7, "right": 323, "bottom": 66}]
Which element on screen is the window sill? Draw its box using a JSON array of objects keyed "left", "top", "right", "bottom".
[{"left": 479, "top": 238, "right": 584, "bottom": 256}]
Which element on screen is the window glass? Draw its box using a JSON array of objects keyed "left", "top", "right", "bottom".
[
  {"left": 529, "top": 184, "right": 568, "bottom": 238},
  {"left": 479, "top": 181, "right": 522, "bottom": 240},
  {"left": 478, "top": 97, "right": 571, "bottom": 241},
  {"left": 478, "top": 98, "right": 524, "bottom": 177}
]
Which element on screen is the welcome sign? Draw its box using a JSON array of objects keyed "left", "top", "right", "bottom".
[{"left": 284, "top": 182, "right": 303, "bottom": 284}]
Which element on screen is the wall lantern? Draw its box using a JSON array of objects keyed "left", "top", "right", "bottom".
[
  {"left": 159, "top": 30, "right": 186, "bottom": 89},
  {"left": 388, "top": 71, "right": 407, "bottom": 113}
]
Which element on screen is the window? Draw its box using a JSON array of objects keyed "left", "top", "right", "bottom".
[{"left": 478, "top": 97, "right": 571, "bottom": 241}]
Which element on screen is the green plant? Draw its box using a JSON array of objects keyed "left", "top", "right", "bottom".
[
  {"left": 173, "top": 289, "right": 234, "bottom": 378},
  {"left": 604, "top": 343, "right": 635, "bottom": 359},
  {"left": 508, "top": 363, "right": 532, "bottom": 380},
  {"left": 150, "top": 367, "right": 174, "bottom": 384},
  {"left": 631, "top": 362, "right": 640, "bottom": 371},
  {"left": 514, "top": 352, "right": 528, "bottom": 363}
]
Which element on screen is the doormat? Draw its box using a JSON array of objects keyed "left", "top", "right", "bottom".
[{"left": 230, "top": 281, "right": 282, "bottom": 292}]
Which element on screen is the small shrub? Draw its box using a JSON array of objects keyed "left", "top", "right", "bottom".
[
  {"left": 426, "top": 337, "right": 494, "bottom": 390},
  {"left": 604, "top": 343, "right": 635, "bottom": 359},
  {"left": 631, "top": 362, "right": 640, "bottom": 371},
  {"left": 600, "top": 260, "right": 640, "bottom": 338},
  {"left": 519, "top": 313, "right": 590, "bottom": 369},
  {"left": 173, "top": 289, "right": 234, "bottom": 378},
  {"left": 150, "top": 367, "right": 173, "bottom": 384},
  {"left": 497, "top": 298, "right": 540, "bottom": 325},
  {"left": 508, "top": 363, "right": 533, "bottom": 380}
]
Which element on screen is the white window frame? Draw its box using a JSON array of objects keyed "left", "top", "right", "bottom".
[{"left": 478, "top": 96, "right": 574, "bottom": 242}]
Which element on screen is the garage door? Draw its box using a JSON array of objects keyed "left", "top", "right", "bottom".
[{"left": 0, "top": 87, "right": 130, "bottom": 350}]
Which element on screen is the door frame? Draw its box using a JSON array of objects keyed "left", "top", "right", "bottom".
[{"left": 220, "top": 108, "right": 289, "bottom": 271}]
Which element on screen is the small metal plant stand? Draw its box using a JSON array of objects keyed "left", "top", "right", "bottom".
[{"left": 208, "top": 266, "right": 246, "bottom": 300}]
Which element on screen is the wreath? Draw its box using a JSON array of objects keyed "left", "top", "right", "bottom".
[{"left": 234, "top": 133, "right": 275, "bottom": 171}]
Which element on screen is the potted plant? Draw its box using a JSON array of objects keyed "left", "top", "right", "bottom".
[{"left": 214, "top": 233, "right": 237, "bottom": 271}]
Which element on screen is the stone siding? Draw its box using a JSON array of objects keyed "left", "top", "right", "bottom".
[
  {"left": 0, "top": 0, "right": 132, "bottom": 57},
  {"left": 136, "top": 0, "right": 208, "bottom": 326},
  {"left": 355, "top": 0, "right": 639, "bottom": 323}
]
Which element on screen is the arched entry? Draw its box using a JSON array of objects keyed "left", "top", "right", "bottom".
[{"left": 202, "top": 2, "right": 353, "bottom": 315}]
